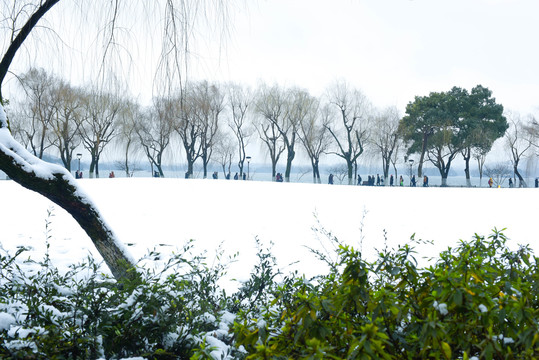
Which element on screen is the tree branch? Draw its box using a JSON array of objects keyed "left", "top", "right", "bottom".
[{"left": 0, "top": 0, "right": 61, "bottom": 104}]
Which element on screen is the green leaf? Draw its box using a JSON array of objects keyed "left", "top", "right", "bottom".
[{"left": 441, "top": 341, "right": 451, "bottom": 360}]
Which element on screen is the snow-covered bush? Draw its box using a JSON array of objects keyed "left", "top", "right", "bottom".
[{"left": 0, "top": 237, "right": 239, "bottom": 359}]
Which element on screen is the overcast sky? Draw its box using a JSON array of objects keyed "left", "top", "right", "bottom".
[
  {"left": 187, "top": 0, "right": 539, "bottom": 115},
  {"left": 4, "top": 0, "right": 539, "bottom": 117}
]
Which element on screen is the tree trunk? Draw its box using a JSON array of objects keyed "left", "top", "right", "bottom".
[
  {"left": 0, "top": 127, "right": 137, "bottom": 282},
  {"left": 271, "top": 160, "right": 277, "bottom": 181},
  {"left": 347, "top": 161, "right": 354, "bottom": 185},
  {"left": 311, "top": 158, "right": 321, "bottom": 184},
  {"left": 463, "top": 147, "right": 472, "bottom": 187},
  {"left": 441, "top": 176, "right": 448, "bottom": 187},
  {"left": 238, "top": 160, "right": 244, "bottom": 178},
  {"left": 157, "top": 164, "right": 164, "bottom": 178},
  {"left": 382, "top": 161, "right": 390, "bottom": 186},
  {"left": 463, "top": 164, "right": 471, "bottom": 186},
  {"left": 284, "top": 149, "right": 294, "bottom": 182},
  {"left": 124, "top": 147, "right": 130, "bottom": 177},
  {"left": 202, "top": 157, "right": 208, "bottom": 179},
  {"left": 95, "top": 156, "right": 100, "bottom": 178},
  {"left": 417, "top": 132, "right": 429, "bottom": 178},
  {"left": 89, "top": 158, "right": 96, "bottom": 178},
  {"left": 514, "top": 163, "right": 527, "bottom": 187},
  {"left": 187, "top": 160, "right": 194, "bottom": 178}
]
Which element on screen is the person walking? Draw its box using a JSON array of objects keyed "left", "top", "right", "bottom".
[
  {"left": 423, "top": 175, "right": 429, "bottom": 187},
  {"left": 399, "top": 175, "right": 404, "bottom": 186},
  {"left": 390, "top": 174, "right": 394, "bottom": 186},
  {"left": 411, "top": 175, "right": 416, "bottom": 187},
  {"left": 488, "top": 177, "right": 493, "bottom": 188},
  {"left": 357, "top": 174, "right": 362, "bottom": 185},
  {"left": 328, "top": 173, "right": 334, "bottom": 185}
]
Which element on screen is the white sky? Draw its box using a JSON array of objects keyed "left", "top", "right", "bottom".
[
  {"left": 3, "top": 0, "right": 539, "bottom": 116},
  {"left": 189, "top": 0, "right": 539, "bottom": 115}
]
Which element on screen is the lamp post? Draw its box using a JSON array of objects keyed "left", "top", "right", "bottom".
[
  {"left": 77, "top": 153, "right": 82, "bottom": 170},
  {"left": 408, "top": 159, "right": 414, "bottom": 186},
  {"left": 246, "top": 156, "right": 251, "bottom": 180}
]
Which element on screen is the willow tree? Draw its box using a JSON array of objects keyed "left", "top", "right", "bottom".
[
  {"left": 298, "top": 102, "right": 332, "bottom": 184},
  {"left": 227, "top": 83, "right": 253, "bottom": 179},
  {"left": 369, "top": 106, "right": 401, "bottom": 185},
  {"left": 326, "top": 81, "right": 372, "bottom": 185},
  {"left": 0, "top": 0, "right": 232, "bottom": 280},
  {"left": 255, "top": 84, "right": 287, "bottom": 180},
  {"left": 505, "top": 110, "right": 534, "bottom": 187}
]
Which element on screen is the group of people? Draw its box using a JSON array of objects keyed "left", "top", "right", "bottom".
[
  {"left": 328, "top": 173, "right": 430, "bottom": 187},
  {"left": 236, "top": 172, "right": 246, "bottom": 180},
  {"left": 487, "top": 177, "right": 538, "bottom": 188},
  {"left": 211, "top": 171, "right": 249, "bottom": 180}
]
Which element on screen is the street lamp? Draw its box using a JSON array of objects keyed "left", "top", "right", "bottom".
[
  {"left": 246, "top": 156, "right": 251, "bottom": 180},
  {"left": 77, "top": 153, "right": 82, "bottom": 172},
  {"left": 408, "top": 159, "right": 414, "bottom": 186}
]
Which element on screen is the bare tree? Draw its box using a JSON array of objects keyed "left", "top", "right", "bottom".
[
  {"left": 17, "top": 67, "right": 59, "bottom": 158},
  {"left": 0, "top": 0, "right": 136, "bottom": 280},
  {"left": 280, "top": 87, "right": 314, "bottom": 182},
  {"left": 389, "top": 134, "right": 406, "bottom": 182},
  {"left": 255, "top": 84, "right": 286, "bottom": 180},
  {"left": 484, "top": 162, "right": 512, "bottom": 188},
  {"left": 214, "top": 130, "right": 235, "bottom": 178},
  {"left": 298, "top": 101, "right": 332, "bottom": 183},
  {"left": 527, "top": 115, "right": 539, "bottom": 144},
  {"left": 227, "top": 83, "right": 253, "bottom": 178},
  {"left": 6, "top": 106, "right": 29, "bottom": 147},
  {"left": 505, "top": 110, "right": 534, "bottom": 187},
  {"left": 50, "top": 81, "right": 83, "bottom": 171},
  {"left": 328, "top": 164, "right": 348, "bottom": 184},
  {"left": 79, "top": 89, "right": 122, "bottom": 178},
  {"left": 175, "top": 88, "right": 202, "bottom": 178},
  {"left": 135, "top": 97, "right": 174, "bottom": 178},
  {"left": 369, "top": 106, "right": 401, "bottom": 184},
  {"left": 115, "top": 99, "right": 140, "bottom": 177},
  {"left": 326, "top": 81, "right": 371, "bottom": 185},
  {"left": 193, "top": 81, "right": 224, "bottom": 178},
  {"left": 473, "top": 147, "right": 488, "bottom": 187}
]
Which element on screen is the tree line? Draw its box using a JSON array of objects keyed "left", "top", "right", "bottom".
[{"left": 8, "top": 67, "right": 539, "bottom": 186}]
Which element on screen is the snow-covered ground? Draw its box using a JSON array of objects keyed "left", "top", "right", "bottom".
[{"left": 1, "top": 177, "right": 537, "bottom": 292}]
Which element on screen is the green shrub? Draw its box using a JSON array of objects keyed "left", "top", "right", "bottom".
[{"left": 232, "top": 229, "right": 539, "bottom": 359}]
